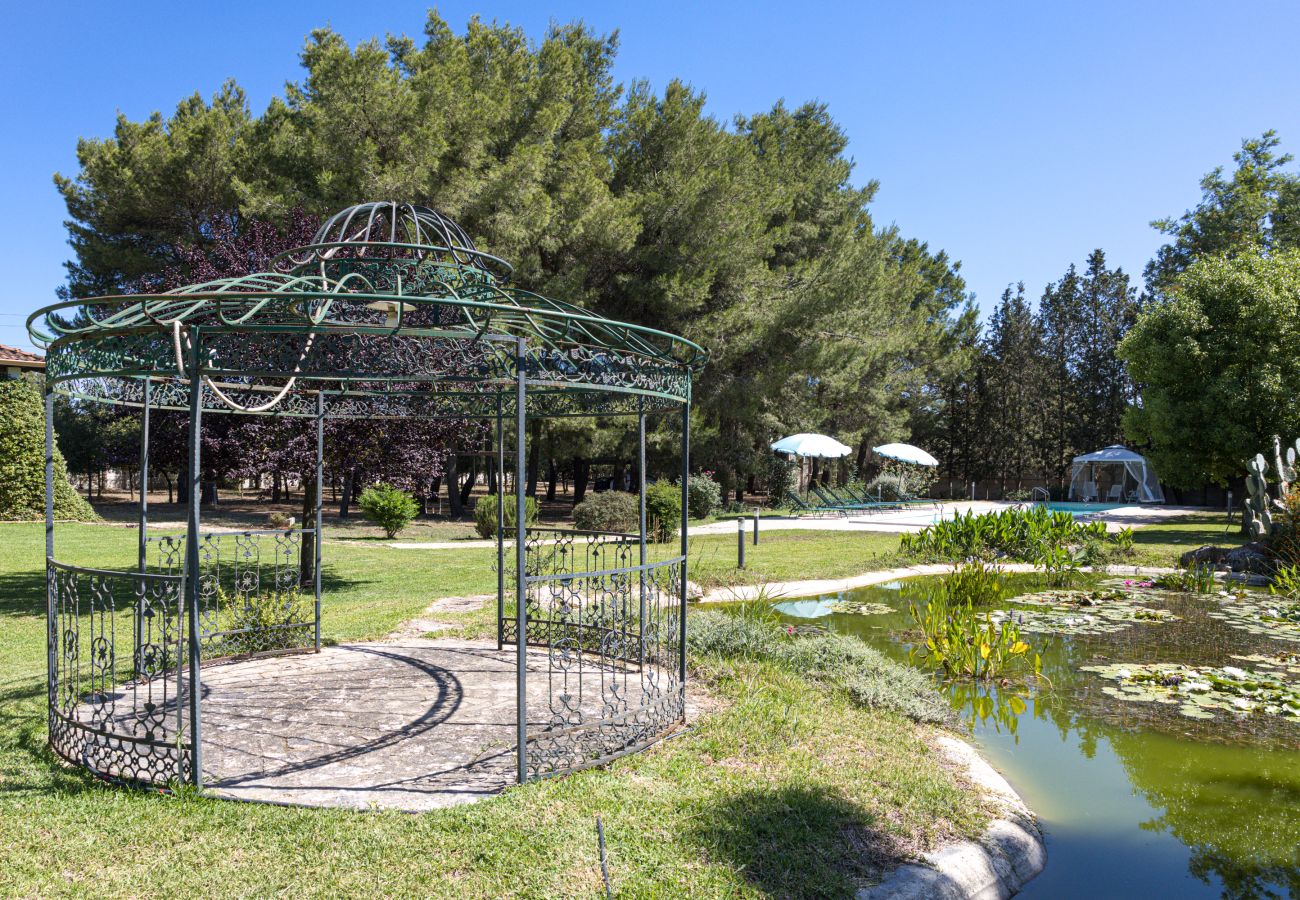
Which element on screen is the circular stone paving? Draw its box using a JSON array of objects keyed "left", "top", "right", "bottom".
[{"left": 192, "top": 639, "right": 610, "bottom": 811}]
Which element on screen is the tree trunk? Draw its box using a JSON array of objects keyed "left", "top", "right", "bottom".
[
  {"left": 446, "top": 454, "right": 463, "bottom": 518},
  {"left": 339, "top": 469, "right": 355, "bottom": 518},
  {"left": 300, "top": 479, "right": 317, "bottom": 589},
  {"left": 272, "top": 471, "right": 282, "bottom": 503},
  {"left": 459, "top": 458, "right": 476, "bottom": 508},
  {"left": 525, "top": 420, "right": 541, "bottom": 497},
  {"left": 572, "top": 457, "right": 590, "bottom": 506},
  {"left": 546, "top": 458, "right": 558, "bottom": 503}
]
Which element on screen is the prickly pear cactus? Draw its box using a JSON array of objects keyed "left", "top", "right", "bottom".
[{"left": 1244, "top": 436, "right": 1300, "bottom": 538}]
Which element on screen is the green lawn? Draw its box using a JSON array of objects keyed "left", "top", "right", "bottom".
[
  {"left": 0, "top": 510, "right": 1239, "bottom": 897},
  {"left": 0, "top": 521, "right": 981, "bottom": 898},
  {"left": 1128, "top": 512, "right": 1247, "bottom": 567}
]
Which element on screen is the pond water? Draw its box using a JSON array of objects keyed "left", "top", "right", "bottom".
[{"left": 758, "top": 573, "right": 1300, "bottom": 899}]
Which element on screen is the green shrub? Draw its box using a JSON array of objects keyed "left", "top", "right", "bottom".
[
  {"left": 688, "top": 609, "right": 784, "bottom": 659},
  {"left": 770, "top": 632, "right": 955, "bottom": 725},
  {"left": 0, "top": 376, "right": 96, "bottom": 521},
  {"left": 573, "top": 491, "right": 638, "bottom": 533},
  {"left": 687, "top": 474, "right": 722, "bottom": 519},
  {"left": 223, "top": 588, "right": 307, "bottom": 654},
  {"left": 472, "top": 494, "right": 538, "bottom": 538},
  {"left": 764, "top": 456, "right": 795, "bottom": 506},
  {"left": 646, "top": 480, "right": 682, "bottom": 543},
  {"left": 357, "top": 483, "right": 419, "bottom": 538},
  {"left": 865, "top": 472, "right": 908, "bottom": 501}
]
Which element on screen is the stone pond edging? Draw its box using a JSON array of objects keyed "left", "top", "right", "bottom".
[
  {"left": 697, "top": 562, "right": 1177, "bottom": 604},
  {"left": 858, "top": 736, "right": 1046, "bottom": 900}
]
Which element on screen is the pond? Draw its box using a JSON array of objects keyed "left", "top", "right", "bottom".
[{"left": 752, "top": 573, "right": 1300, "bottom": 899}]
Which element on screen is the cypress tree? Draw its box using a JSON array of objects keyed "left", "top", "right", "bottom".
[{"left": 0, "top": 376, "right": 97, "bottom": 521}]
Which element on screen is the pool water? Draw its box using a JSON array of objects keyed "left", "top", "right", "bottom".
[
  {"left": 1040, "top": 501, "right": 1127, "bottom": 516},
  {"left": 757, "top": 573, "right": 1300, "bottom": 899}
]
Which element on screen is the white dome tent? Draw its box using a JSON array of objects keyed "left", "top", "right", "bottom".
[{"left": 1068, "top": 445, "right": 1165, "bottom": 504}]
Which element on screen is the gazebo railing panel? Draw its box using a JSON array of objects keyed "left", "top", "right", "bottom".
[
  {"left": 147, "top": 529, "right": 314, "bottom": 658},
  {"left": 47, "top": 559, "right": 191, "bottom": 786},
  {"left": 523, "top": 554, "right": 685, "bottom": 779},
  {"left": 500, "top": 527, "right": 639, "bottom": 651}
]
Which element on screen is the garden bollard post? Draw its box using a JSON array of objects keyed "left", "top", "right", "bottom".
[{"left": 737, "top": 517, "right": 746, "bottom": 569}]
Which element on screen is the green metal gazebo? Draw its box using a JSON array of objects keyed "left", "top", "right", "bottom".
[{"left": 29, "top": 201, "right": 705, "bottom": 793}]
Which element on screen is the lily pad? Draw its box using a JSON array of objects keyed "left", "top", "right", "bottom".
[
  {"left": 1207, "top": 597, "right": 1300, "bottom": 643},
  {"left": 993, "top": 589, "right": 1179, "bottom": 635},
  {"left": 829, "top": 599, "right": 895, "bottom": 616},
  {"left": 1083, "top": 662, "right": 1300, "bottom": 722}
]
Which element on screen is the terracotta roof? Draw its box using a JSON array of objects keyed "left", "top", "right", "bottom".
[{"left": 0, "top": 344, "right": 44, "bottom": 366}]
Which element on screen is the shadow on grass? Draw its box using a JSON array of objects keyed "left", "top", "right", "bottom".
[{"left": 689, "top": 783, "right": 908, "bottom": 898}]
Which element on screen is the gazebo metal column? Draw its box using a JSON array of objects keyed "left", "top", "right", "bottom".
[
  {"left": 314, "top": 391, "right": 324, "bottom": 652},
  {"left": 679, "top": 394, "right": 690, "bottom": 686},
  {"left": 514, "top": 338, "right": 528, "bottom": 784},
  {"left": 134, "top": 378, "right": 150, "bottom": 673},
  {"left": 638, "top": 400, "right": 647, "bottom": 666},
  {"left": 184, "top": 329, "right": 205, "bottom": 788},
  {"left": 43, "top": 386, "right": 54, "bottom": 710},
  {"left": 496, "top": 395, "right": 505, "bottom": 650}
]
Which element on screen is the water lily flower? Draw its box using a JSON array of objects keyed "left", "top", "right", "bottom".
[
  {"left": 1117, "top": 668, "right": 1132, "bottom": 679},
  {"left": 1222, "top": 666, "right": 1248, "bottom": 679}
]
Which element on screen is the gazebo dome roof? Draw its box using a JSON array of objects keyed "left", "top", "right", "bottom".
[
  {"left": 274, "top": 201, "right": 513, "bottom": 279},
  {"left": 28, "top": 199, "right": 705, "bottom": 420}
]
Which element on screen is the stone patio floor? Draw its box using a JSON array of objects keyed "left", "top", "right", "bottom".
[{"left": 193, "top": 639, "right": 611, "bottom": 811}]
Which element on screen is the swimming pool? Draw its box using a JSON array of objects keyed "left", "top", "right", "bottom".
[{"left": 1038, "top": 501, "right": 1126, "bottom": 516}]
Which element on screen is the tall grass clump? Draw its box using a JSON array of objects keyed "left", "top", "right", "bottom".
[{"left": 688, "top": 592, "right": 955, "bottom": 725}]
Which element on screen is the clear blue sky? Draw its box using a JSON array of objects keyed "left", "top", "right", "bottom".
[{"left": 3, "top": 1, "right": 1297, "bottom": 353}]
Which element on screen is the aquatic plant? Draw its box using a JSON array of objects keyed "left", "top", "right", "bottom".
[
  {"left": 1208, "top": 595, "right": 1300, "bottom": 643},
  {"left": 1269, "top": 564, "right": 1300, "bottom": 601},
  {"left": 898, "top": 505, "right": 1126, "bottom": 566},
  {"left": 1154, "top": 564, "right": 1216, "bottom": 594},
  {"left": 993, "top": 588, "right": 1179, "bottom": 636},
  {"left": 1034, "top": 542, "right": 1083, "bottom": 586},
  {"left": 908, "top": 589, "right": 1041, "bottom": 681},
  {"left": 942, "top": 559, "right": 1004, "bottom": 606}
]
